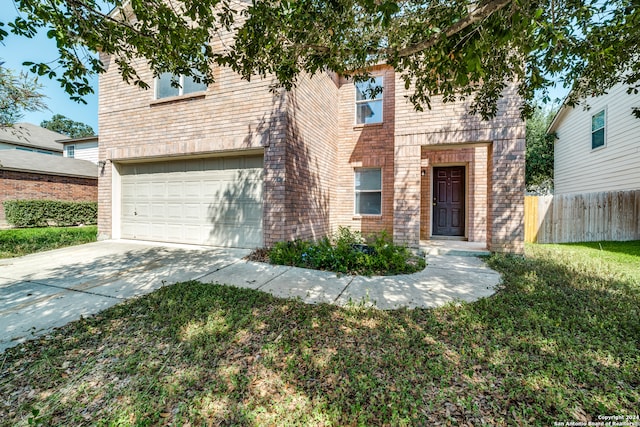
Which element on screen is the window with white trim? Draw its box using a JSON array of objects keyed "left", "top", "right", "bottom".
[
  {"left": 67, "top": 145, "right": 75, "bottom": 158},
  {"left": 355, "top": 77, "right": 383, "bottom": 124},
  {"left": 591, "top": 109, "right": 606, "bottom": 149},
  {"left": 354, "top": 168, "right": 382, "bottom": 215},
  {"left": 155, "top": 72, "right": 207, "bottom": 99}
]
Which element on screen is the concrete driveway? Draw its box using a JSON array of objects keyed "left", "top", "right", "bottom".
[
  {"left": 0, "top": 240, "right": 250, "bottom": 353},
  {"left": 1, "top": 240, "right": 500, "bottom": 354}
]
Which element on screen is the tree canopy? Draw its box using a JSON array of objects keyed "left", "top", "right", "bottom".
[
  {"left": 0, "top": 61, "right": 46, "bottom": 127},
  {"left": 40, "top": 114, "right": 95, "bottom": 138},
  {"left": 525, "top": 104, "right": 556, "bottom": 194},
  {"left": 1, "top": 0, "right": 638, "bottom": 118}
]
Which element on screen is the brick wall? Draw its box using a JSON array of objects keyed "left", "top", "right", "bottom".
[
  {"left": 0, "top": 171, "right": 97, "bottom": 225},
  {"left": 99, "top": 42, "right": 524, "bottom": 252},
  {"left": 394, "top": 79, "right": 525, "bottom": 253},
  {"left": 278, "top": 72, "right": 339, "bottom": 242},
  {"left": 332, "top": 66, "right": 396, "bottom": 237},
  {"left": 98, "top": 50, "right": 286, "bottom": 241}
]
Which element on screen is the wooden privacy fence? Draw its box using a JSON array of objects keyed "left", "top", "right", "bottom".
[{"left": 524, "top": 190, "right": 640, "bottom": 243}]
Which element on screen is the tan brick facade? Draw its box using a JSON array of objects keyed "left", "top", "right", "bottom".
[
  {"left": 0, "top": 171, "right": 97, "bottom": 225},
  {"left": 392, "top": 80, "right": 525, "bottom": 253},
  {"left": 99, "top": 59, "right": 524, "bottom": 252},
  {"left": 332, "top": 66, "right": 395, "bottom": 236}
]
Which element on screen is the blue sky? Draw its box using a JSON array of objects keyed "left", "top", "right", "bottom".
[{"left": 1, "top": 7, "right": 99, "bottom": 132}]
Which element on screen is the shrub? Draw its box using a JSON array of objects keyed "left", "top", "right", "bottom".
[
  {"left": 3, "top": 200, "right": 97, "bottom": 228},
  {"left": 267, "top": 227, "right": 425, "bottom": 276}
]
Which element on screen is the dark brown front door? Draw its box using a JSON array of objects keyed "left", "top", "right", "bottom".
[{"left": 432, "top": 166, "right": 465, "bottom": 236}]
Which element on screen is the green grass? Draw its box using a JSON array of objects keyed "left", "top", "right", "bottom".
[
  {"left": 0, "top": 241, "right": 638, "bottom": 426},
  {"left": 0, "top": 225, "right": 97, "bottom": 258}
]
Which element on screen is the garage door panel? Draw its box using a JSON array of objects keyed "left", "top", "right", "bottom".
[
  {"left": 210, "top": 203, "right": 262, "bottom": 222},
  {"left": 202, "top": 181, "right": 226, "bottom": 197},
  {"left": 206, "top": 228, "right": 259, "bottom": 247},
  {"left": 133, "top": 182, "right": 152, "bottom": 199},
  {"left": 149, "top": 225, "right": 167, "bottom": 241},
  {"left": 123, "top": 222, "right": 151, "bottom": 240},
  {"left": 166, "top": 225, "right": 184, "bottom": 241},
  {"left": 166, "top": 203, "right": 184, "bottom": 219},
  {"left": 184, "top": 181, "right": 203, "bottom": 197},
  {"left": 182, "top": 203, "right": 203, "bottom": 220},
  {"left": 133, "top": 203, "right": 151, "bottom": 219},
  {"left": 151, "top": 203, "right": 168, "bottom": 219},
  {"left": 151, "top": 183, "right": 166, "bottom": 197},
  {"left": 120, "top": 155, "right": 263, "bottom": 248}
]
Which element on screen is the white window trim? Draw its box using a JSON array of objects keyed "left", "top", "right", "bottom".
[
  {"left": 591, "top": 107, "right": 607, "bottom": 151},
  {"left": 354, "top": 167, "right": 383, "bottom": 216},
  {"left": 154, "top": 73, "right": 207, "bottom": 99},
  {"left": 354, "top": 76, "right": 384, "bottom": 125}
]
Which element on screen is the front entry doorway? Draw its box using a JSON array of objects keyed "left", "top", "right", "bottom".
[{"left": 432, "top": 166, "right": 465, "bottom": 236}]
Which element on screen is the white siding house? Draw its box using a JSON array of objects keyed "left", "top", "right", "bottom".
[
  {"left": 59, "top": 136, "right": 99, "bottom": 164},
  {"left": 549, "top": 82, "right": 640, "bottom": 195}
]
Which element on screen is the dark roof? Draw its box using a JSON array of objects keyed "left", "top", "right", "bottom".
[
  {"left": 0, "top": 123, "right": 65, "bottom": 153},
  {"left": 0, "top": 150, "right": 98, "bottom": 179}
]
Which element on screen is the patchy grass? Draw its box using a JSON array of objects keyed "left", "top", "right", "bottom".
[
  {"left": 0, "top": 226, "right": 97, "bottom": 258},
  {"left": 0, "top": 241, "right": 638, "bottom": 426}
]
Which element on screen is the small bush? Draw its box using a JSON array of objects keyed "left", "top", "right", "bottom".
[
  {"left": 3, "top": 200, "right": 97, "bottom": 228},
  {"left": 267, "top": 227, "right": 425, "bottom": 276}
]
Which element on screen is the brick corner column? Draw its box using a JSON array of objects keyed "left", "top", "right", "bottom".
[
  {"left": 489, "top": 137, "right": 525, "bottom": 253},
  {"left": 393, "top": 143, "right": 421, "bottom": 248},
  {"left": 97, "top": 152, "right": 113, "bottom": 241}
]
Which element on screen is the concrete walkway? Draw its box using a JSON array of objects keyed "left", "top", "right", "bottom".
[{"left": 0, "top": 240, "right": 500, "bottom": 353}]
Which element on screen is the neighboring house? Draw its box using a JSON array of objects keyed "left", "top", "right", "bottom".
[
  {"left": 58, "top": 135, "right": 99, "bottom": 164},
  {"left": 549, "top": 82, "right": 640, "bottom": 194},
  {"left": 98, "top": 61, "right": 525, "bottom": 252},
  {"left": 0, "top": 123, "right": 65, "bottom": 155},
  {"left": 0, "top": 150, "right": 98, "bottom": 227}
]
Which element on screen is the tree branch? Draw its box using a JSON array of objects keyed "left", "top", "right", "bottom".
[{"left": 393, "top": 0, "right": 513, "bottom": 57}]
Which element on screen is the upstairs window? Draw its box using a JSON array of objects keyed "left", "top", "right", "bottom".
[
  {"left": 355, "top": 77, "right": 383, "bottom": 124},
  {"left": 67, "top": 145, "right": 75, "bottom": 158},
  {"left": 591, "top": 109, "right": 606, "bottom": 149},
  {"left": 156, "top": 72, "right": 207, "bottom": 99},
  {"left": 354, "top": 168, "right": 382, "bottom": 215}
]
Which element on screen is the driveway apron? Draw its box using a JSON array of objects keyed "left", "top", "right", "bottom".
[{"left": 0, "top": 240, "right": 249, "bottom": 353}]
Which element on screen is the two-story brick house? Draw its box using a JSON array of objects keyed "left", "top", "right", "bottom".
[{"left": 98, "top": 55, "right": 525, "bottom": 252}]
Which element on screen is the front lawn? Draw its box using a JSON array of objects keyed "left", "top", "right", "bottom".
[
  {"left": 0, "top": 241, "right": 638, "bottom": 425},
  {"left": 0, "top": 225, "right": 97, "bottom": 258}
]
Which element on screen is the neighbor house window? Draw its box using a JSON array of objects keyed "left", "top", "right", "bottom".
[
  {"left": 355, "top": 168, "right": 382, "bottom": 215},
  {"left": 591, "top": 109, "right": 606, "bottom": 149},
  {"left": 155, "top": 72, "right": 207, "bottom": 99},
  {"left": 67, "top": 145, "right": 75, "bottom": 158},
  {"left": 355, "top": 77, "right": 383, "bottom": 124}
]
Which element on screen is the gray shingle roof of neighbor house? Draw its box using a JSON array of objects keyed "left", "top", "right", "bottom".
[
  {"left": 0, "top": 123, "right": 66, "bottom": 153},
  {"left": 56, "top": 135, "right": 99, "bottom": 146},
  {"left": 0, "top": 149, "right": 98, "bottom": 178}
]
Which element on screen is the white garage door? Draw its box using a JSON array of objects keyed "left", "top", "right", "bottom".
[{"left": 120, "top": 155, "right": 263, "bottom": 248}]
